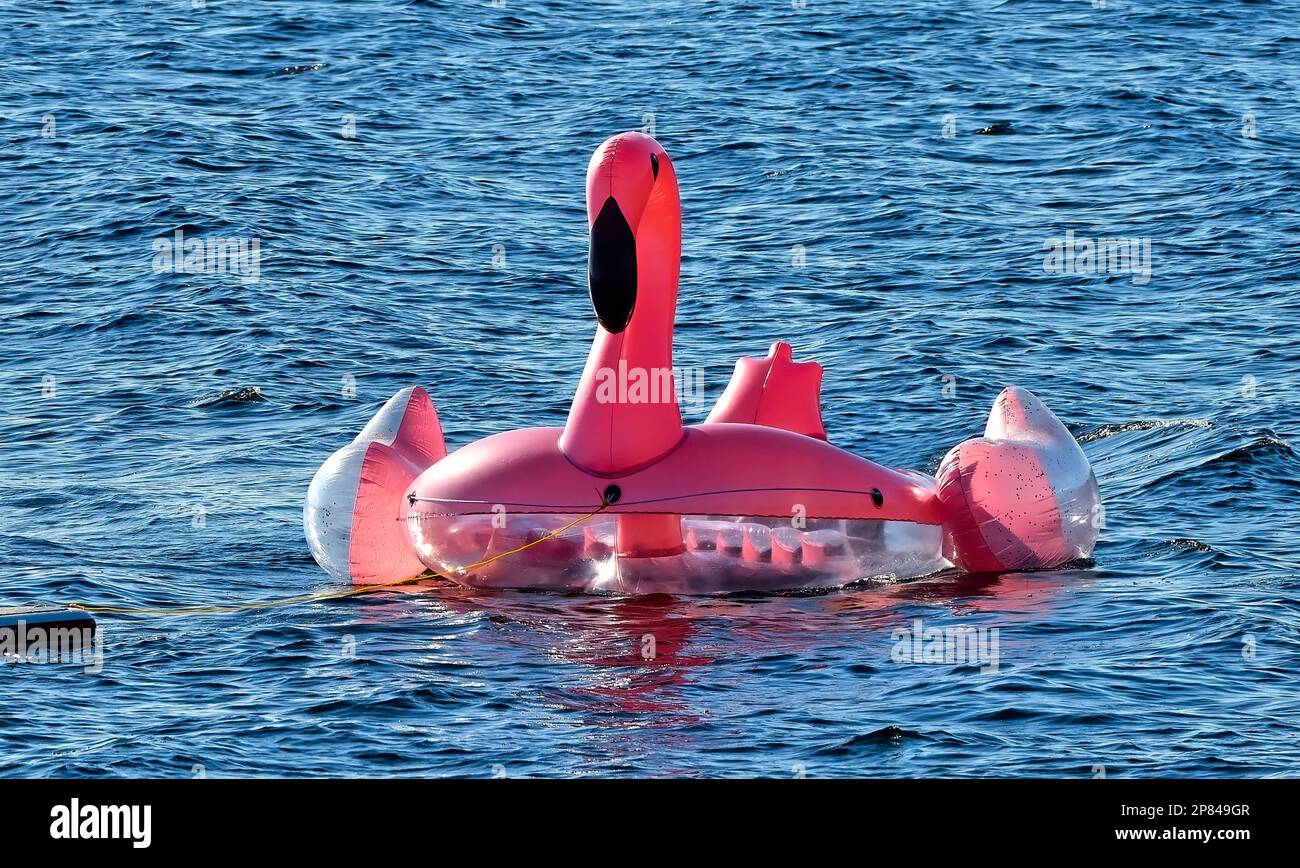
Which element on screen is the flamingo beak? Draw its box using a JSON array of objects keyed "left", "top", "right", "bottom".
[{"left": 588, "top": 195, "right": 637, "bottom": 333}]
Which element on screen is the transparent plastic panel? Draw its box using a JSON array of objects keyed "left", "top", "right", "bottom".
[{"left": 406, "top": 512, "right": 948, "bottom": 594}]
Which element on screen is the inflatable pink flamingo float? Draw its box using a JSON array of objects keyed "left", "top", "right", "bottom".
[{"left": 306, "top": 132, "right": 1101, "bottom": 594}]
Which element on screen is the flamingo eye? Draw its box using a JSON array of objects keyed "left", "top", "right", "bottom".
[{"left": 650, "top": 152, "right": 659, "bottom": 179}]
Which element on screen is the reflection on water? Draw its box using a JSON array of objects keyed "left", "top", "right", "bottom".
[{"left": 422, "top": 568, "right": 1075, "bottom": 736}]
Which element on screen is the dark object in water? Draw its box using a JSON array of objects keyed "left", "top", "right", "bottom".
[
  {"left": 191, "top": 386, "right": 266, "bottom": 408},
  {"left": 0, "top": 606, "right": 97, "bottom": 635},
  {"left": 975, "top": 121, "right": 1013, "bottom": 135}
]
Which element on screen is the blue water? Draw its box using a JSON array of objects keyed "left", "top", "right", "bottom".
[{"left": 3, "top": 0, "right": 1298, "bottom": 777}]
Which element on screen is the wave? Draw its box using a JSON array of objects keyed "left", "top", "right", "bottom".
[
  {"left": 1212, "top": 434, "right": 1296, "bottom": 466},
  {"left": 1077, "top": 419, "right": 1213, "bottom": 442}
]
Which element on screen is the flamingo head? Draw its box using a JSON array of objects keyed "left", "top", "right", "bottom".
[{"left": 584, "top": 131, "right": 680, "bottom": 335}]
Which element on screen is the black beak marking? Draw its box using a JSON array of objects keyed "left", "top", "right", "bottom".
[
  {"left": 650, "top": 152, "right": 660, "bottom": 179},
  {"left": 588, "top": 196, "right": 637, "bottom": 333}
]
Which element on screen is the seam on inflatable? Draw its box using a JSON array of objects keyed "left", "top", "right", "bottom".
[
  {"left": 752, "top": 351, "right": 778, "bottom": 424},
  {"left": 411, "top": 482, "right": 935, "bottom": 513},
  {"left": 607, "top": 330, "right": 623, "bottom": 471},
  {"left": 558, "top": 424, "right": 688, "bottom": 479},
  {"left": 953, "top": 451, "right": 997, "bottom": 570},
  {"left": 410, "top": 509, "right": 922, "bottom": 521},
  {"left": 607, "top": 136, "right": 620, "bottom": 199}
]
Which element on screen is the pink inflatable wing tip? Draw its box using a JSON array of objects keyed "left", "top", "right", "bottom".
[
  {"left": 349, "top": 441, "right": 431, "bottom": 584},
  {"left": 394, "top": 387, "right": 448, "bottom": 465},
  {"left": 707, "top": 340, "right": 827, "bottom": 440},
  {"left": 304, "top": 386, "right": 448, "bottom": 585},
  {"left": 350, "top": 387, "right": 448, "bottom": 583},
  {"left": 938, "top": 387, "right": 1101, "bottom": 574}
]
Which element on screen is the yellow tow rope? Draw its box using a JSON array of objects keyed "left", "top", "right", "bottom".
[{"left": 66, "top": 505, "right": 608, "bottom": 618}]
